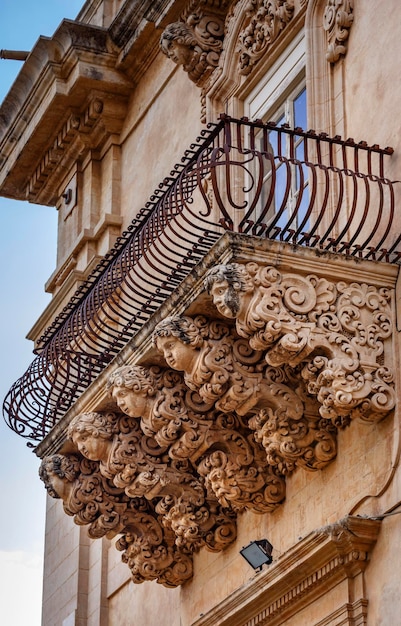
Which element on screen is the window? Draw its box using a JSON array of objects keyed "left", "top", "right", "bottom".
[{"left": 244, "top": 32, "right": 309, "bottom": 234}]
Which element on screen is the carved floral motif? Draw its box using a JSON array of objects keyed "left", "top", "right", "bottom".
[
  {"left": 237, "top": 0, "right": 295, "bottom": 75},
  {"left": 323, "top": 0, "right": 354, "bottom": 63}
]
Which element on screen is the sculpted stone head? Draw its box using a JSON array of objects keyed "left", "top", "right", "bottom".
[
  {"left": 67, "top": 412, "right": 118, "bottom": 461},
  {"left": 204, "top": 264, "right": 254, "bottom": 319},
  {"left": 160, "top": 22, "right": 197, "bottom": 67},
  {"left": 153, "top": 316, "right": 204, "bottom": 372},
  {"left": 39, "top": 454, "right": 80, "bottom": 500},
  {"left": 107, "top": 365, "right": 158, "bottom": 418}
]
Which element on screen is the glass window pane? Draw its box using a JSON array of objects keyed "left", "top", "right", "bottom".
[{"left": 294, "top": 88, "right": 307, "bottom": 130}]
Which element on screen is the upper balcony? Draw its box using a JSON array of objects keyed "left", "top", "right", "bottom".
[{"left": 3, "top": 114, "right": 400, "bottom": 445}]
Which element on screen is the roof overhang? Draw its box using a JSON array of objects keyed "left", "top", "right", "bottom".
[{"left": 0, "top": 20, "right": 133, "bottom": 204}]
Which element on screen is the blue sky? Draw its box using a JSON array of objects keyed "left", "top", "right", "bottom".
[{"left": 0, "top": 1, "right": 84, "bottom": 623}]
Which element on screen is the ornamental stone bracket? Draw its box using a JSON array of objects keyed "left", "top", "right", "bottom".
[
  {"left": 204, "top": 262, "right": 395, "bottom": 427},
  {"left": 38, "top": 236, "right": 396, "bottom": 588},
  {"left": 158, "top": 0, "right": 299, "bottom": 82},
  {"left": 159, "top": 0, "right": 231, "bottom": 87},
  {"left": 323, "top": 0, "right": 354, "bottom": 63}
]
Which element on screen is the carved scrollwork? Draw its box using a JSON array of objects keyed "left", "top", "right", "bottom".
[
  {"left": 39, "top": 453, "right": 128, "bottom": 538},
  {"left": 153, "top": 314, "right": 266, "bottom": 415},
  {"left": 152, "top": 312, "right": 338, "bottom": 475},
  {"left": 204, "top": 263, "right": 395, "bottom": 425},
  {"left": 323, "top": 0, "right": 354, "bottom": 63},
  {"left": 115, "top": 512, "right": 194, "bottom": 587},
  {"left": 237, "top": 0, "right": 295, "bottom": 75},
  {"left": 39, "top": 449, "right": 235, "bottom": 587},
  {"left": 67, "top": 410, "right": 237, "bottom": 556}
]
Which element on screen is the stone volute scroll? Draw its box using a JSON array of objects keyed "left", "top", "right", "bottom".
[
  {"left": 323, "top": 0, "right": 354, "bottom": 63},
  {"left": 204, "top": 262, "right": 395, "bottom": 426},
  {"left": 39, "top": 452, "right": 196, "bottom": 587},
  {"left": 66, "top": 410, "right": 237, "bottom": 554},
  {"left": 159, "top": 1, "right": 228, "bottom": 86}
]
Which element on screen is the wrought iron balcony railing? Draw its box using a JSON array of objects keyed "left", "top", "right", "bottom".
[{"left": 3, "top": 114, "right": 400, "bottom": 444}]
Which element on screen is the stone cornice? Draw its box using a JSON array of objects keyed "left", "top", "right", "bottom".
[
  {"left": 0, "top": 20, "right": 133, "bottom": 204},
  {"left": 191, "top": 516, "right": 381, "bottom": 626}
]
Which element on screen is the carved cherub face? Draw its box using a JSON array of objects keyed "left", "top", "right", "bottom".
[
  {"left": 71, "top": 429, "right": 111, "bottom": 462},
  {"left": 39, "top": 454, "right": 80, "bottom": 500},
  {"left": 205, "top": 264, "right": 254, "bottom": 319},
  {"left": 160, "top": 22, "right": 196, "bottom": 67},
  {"left": 163, "top": 39, "right": 193, "bottom": 65},
  {"left": 155, "top": 335, "right": 198, "bottom": 372},
  {"left": 209, "top": 279, "right": 239, "bottom": 319},
  {"left": 111, "top": 386, "right": 150, "bottom": 418},
  {"left": 47, "top": 471, "right": 70, "bottom": 500}
]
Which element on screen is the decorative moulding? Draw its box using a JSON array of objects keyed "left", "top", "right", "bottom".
[
  {"left": 0, "top": 21, "right": 133, "bottom": 204},
  {"left": 159, "top": 1, "right": 231, "bottom": 87},
  {"left": 237, "top": 0, "right": 295, "bottom": 76},
  {"left": 27, "top": 95, "right": 129, "bottom": 206},
  {"left": 191, "top": 516, "right": 382, "bottom": 626},
  {"left": 323, "top": 0, "right": 354, "bottom": 63}
]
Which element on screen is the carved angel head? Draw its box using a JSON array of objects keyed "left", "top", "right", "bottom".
[
  {"left": 106, "top": 365, "right": 160, "bottom": 419},
  {"left": 39, "top": 454, "right": 80, "bottom": 499},
  {"left": 67, "top": 411, "right": 118, "bottom": 461},
  {"left": 160, "top": 22, "right": 197, "bottom": 67},
  {"left": 153, "top": 316, "right": 204, "bottom": 372},
  {"left": 204, "top": 263, "right": 254, "bottom": 318}
]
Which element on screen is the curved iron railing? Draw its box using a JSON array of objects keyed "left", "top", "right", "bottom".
[{"left": 3, "top": 115, "right": 400, "bottom": 444}]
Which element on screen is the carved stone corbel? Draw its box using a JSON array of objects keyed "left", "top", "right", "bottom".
[
  {"left": 248, "top": 367, "right": 338, "bottom": 475},
  {"left": 237, "top": 0, "right": 295, "bottom": 76},
  {"left": 323, "top": 0, "right": 354, "bottom": 63},
  {"left": 39, "top": 450, "right": 235, "bottom": 587},
  {"left": 152, "top": 314, "right": 269, "bottom": 416},
  {"left": 153, "top": 314, "right": 338, "bottom": 475},
  {"left": 115, "top": 510, "right": 194, "bottom": 587},
  {"left": 159, "top": 1, "right": 229, "bottom": 87},
  {"left": 107, "top": 363, "right": 287, "bottom": 513},
  {"left": 204, "top": 262, "right": 395, "bottom": 425},
  {"left": 39, "top": 452, "right": 195, "bottom": 586},
  {"left": 66, "top": 411, "right": 236, "bottom": 554}
]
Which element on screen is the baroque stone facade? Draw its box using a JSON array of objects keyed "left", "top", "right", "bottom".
[{"left": 1, "top": 0, "right": 400, "bottom": 624}]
